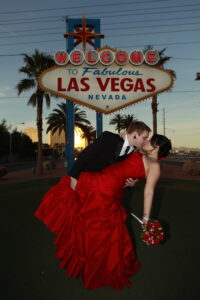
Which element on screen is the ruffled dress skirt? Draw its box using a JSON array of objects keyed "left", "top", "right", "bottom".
[{"left": 35, "top": 175, "right": 140, "bottom": 290}]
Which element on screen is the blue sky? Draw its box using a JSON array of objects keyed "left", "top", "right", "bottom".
[{"left": 0, "top": 0, "right": 200, "bottom": 148}]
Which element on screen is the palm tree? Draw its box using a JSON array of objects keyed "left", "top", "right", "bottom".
[
  {"left": 16, "top": 49, "right": 55, "bottom": 175},
  {"left": 121, "top": 114, "right": 138, "bottom": 130},
  {"left": 79, "top": 124, "right": 96, "bottom": 145},
  {"left": 46, "top": 102, "right": 91, "bottom": 143},
  {"left": 109, "top": 113, "right": 124, "bottom": 133},
  {"left": 144, "top": 46, "right": 176, "bottom": 134}
]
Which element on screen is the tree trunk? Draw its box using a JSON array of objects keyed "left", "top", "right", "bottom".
[
  {"left": 64, "top": 129, "right": 67, "bottom": 146},
  {"left": 151, "top": 95, "right": 158, "bottom": 134},
  {"left": 117, "top": 124, "right": 121, "bottom": 134},
  {"left": 87, "top": 135, "right": 91, "bottom": 145},
  {"left": 36, "top": 90, "right": 43, "bottom": 175}
]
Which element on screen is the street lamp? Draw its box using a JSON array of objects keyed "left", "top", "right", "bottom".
[{"left": 9, "top": 122, "right": 25, "bottom": 160}]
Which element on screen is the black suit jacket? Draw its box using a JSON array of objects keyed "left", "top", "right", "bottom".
[{"left": 68, "top": 131, "right": 132, "bottom": 179}]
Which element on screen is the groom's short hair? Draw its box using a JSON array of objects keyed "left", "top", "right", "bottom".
[{"left": 127, "top": 121, "right": 151, "bottom": 135}]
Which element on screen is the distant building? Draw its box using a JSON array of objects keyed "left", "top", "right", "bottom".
[
  {"left": 23, "top": 127, "right": 38, "bottom": 142},
  {"left": 49, "top": 129, "right": 65, "bottom": 148}
]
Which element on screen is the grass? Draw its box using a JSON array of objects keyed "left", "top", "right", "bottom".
[{"left": 1, "top": 177, "right": 200, "bottom": 300}]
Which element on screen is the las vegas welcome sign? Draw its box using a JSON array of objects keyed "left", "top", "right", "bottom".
[{"left": 39, "top": 47, "right": 174, "bottom": 114}]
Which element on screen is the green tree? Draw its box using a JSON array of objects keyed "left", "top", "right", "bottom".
[
  {"left": 0, "top": 119, "right": 35, "bottom": 159},
  {"left": 16, "top": 49, "right": 55, "bottom": 175},
  {"left": 46, "top": 102, "right": 91, "bottom": 143},
  {"left": 0, "top": 119, "right": 9, "bottom": 156},
  {"left": 109, "top": 113, "right": 124, "bottom": 133},
  {"left": 11, "top": 130, "right": 36, "bottom": 158}
]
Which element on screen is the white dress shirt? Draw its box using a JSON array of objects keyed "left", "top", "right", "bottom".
[{"left": 119, "top": 135, "right": 134, "bottom": 156}]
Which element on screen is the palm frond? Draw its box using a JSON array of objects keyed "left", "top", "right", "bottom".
[
  {"left": 27, "top": 93, "right": 37, "bottom": 106},
  {"left": 18, "top": 66, "right": 34, "bottom": 79},
  {"left": 109, "top": 113, "right": 124, "bottom": 133},
  {"left": 16, "top": 79, "right": 35, "bottom": 95},
  {"left": 44, "top": 93, "right": 51, "bottom": 109},
  {"left": 121, "top": 114, "right": 138, "bottom": 130}
]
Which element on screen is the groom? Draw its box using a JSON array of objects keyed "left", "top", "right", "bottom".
[{"left": 69, "top": 121, "right": 151, "bottom": 190}]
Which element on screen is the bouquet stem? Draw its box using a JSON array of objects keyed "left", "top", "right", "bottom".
[{"left": 130, "top": 212, "right": 144, "bottom": 224}]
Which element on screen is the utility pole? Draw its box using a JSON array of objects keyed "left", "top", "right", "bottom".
[
  {"left": 195, "top": 72, "right": 200, "bottom": 80},
  {"left": 163, "top": 108, "right": 166, "bottom": 136},
  {"left": 151, "top": 95, "right": 158, "bottom": 134}
]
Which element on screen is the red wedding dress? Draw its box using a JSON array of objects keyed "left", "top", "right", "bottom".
[{"left": 35, "top": 152, "right": 145, "bottom": 290}]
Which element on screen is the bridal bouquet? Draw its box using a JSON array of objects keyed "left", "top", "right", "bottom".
[
  {"left": 141, "top": 220, "right": 164, "bottom": 246},
  {"left": 131, "top": 213, "right": 164, "bottom": 246}
]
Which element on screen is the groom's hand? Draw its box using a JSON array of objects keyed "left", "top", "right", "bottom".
[{"left": 123, "top": 178, "right": 139, "bottom": 188}]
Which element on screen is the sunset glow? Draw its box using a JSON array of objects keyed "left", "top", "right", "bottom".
[{"left": 75, "top": 127, "right": 87, "bottom": 148}]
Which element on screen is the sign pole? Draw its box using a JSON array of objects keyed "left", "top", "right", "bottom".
[
  {"left": 65, "top": 17, "right": 103, "bottom": 171},
  {"left": 65, "top": 18, "right": 75, "bottom": 172},
  {"left": 93, "top": 19, "right": 103, "bottom": 138}
]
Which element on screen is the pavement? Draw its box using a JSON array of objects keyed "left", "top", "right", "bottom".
[
  {"left": 1, "top": 159, "right": 200, "bottom": 184},
  {"left": 161, "top": 162, "right": 200, "bottom": 181},
  {"left": 0, "top": 160, "right": 66, "bottom": 184}
]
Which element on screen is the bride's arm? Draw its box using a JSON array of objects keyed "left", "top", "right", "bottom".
[
  {"left": 70, "top": 177, "right": 77, "bottom": 191},
  {"left": 142, "top": 163, "right": 161, "bottom": 224}
]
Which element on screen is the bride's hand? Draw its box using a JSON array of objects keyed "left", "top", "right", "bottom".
[
  {"left": 142, "top": 216, "right": 149, "bottom": 224},
  {"left": 70, "top": 177, "right": 77, "bottom": 191}
]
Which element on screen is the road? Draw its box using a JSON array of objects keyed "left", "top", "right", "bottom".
[
  {"left": 2, "top": 161, "right": 36, "bottom": 172},
  {"left": 163, "top": 160, "right": 184, "bottom": 167},
  {"left": 2, "top": 158, "right": 184, "bottom": 173}
]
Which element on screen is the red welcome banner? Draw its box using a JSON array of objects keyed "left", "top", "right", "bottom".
[{"left": 54, "top": 49, "right": 160, "bottom": 66}]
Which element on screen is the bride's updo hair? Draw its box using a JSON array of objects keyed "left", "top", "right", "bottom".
[{"left": 150, "top": 134, "right": 172, "bottom": 158}]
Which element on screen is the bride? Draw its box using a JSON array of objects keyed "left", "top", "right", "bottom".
[{"left": 35, "top": 133, "right": 171, "bottom": 290}]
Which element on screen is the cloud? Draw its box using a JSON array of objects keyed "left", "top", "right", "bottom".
[{"left": 0, "top": 85, "right": 15, "bottom": 97}]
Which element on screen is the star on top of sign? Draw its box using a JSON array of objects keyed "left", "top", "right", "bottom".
[{"left": 64, "top": 16, "right": 104, "bottom": 52}]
